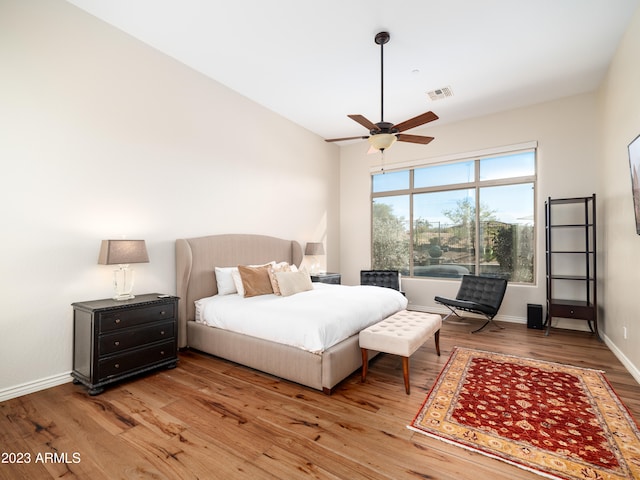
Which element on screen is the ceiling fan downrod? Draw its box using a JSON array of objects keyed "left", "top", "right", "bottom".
[{"left": 375, "top": 31, "right": 390, "bottom": 124}]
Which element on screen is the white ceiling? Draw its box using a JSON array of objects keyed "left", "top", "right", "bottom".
[{"left": 67, "top": 0, "right": 639, "bottom": 143}]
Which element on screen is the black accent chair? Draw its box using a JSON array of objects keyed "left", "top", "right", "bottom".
[
  {"left": 360, "top": 270, "right": 400, "bottom": 291},
  {"left": 434, "top": 275, "right": 508, "bottom": 333}
]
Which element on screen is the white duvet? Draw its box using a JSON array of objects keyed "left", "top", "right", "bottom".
[{"left": 195, "top": 283, "right": 408, "bottom": 354}]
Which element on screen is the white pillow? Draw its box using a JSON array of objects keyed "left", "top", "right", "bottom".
[
  {"left": 275, "top": 269, "right": 313, "bottom": 297},
  {"left": 231, "top": 269, "right": 244, "bottom": 296},
  {"left": 215, "top": 267, "right": 237, "bottom": 295}
]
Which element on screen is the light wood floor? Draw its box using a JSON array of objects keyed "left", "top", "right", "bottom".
[{"left": 2, "top": 320, "right": 639, "bottom": 480}]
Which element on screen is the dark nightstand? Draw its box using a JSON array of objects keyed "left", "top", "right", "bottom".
[
  {"left": 71, "top": 294, "right": 179, "bottom": 395},
  {"left": 310, "top": 272, "right": 341, "bottom": 285}
]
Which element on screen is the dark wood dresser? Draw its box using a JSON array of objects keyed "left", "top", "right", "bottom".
[{"left": 71, "top": 294, "right": 179, "bottom": 395}]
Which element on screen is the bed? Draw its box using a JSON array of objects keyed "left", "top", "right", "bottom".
[{"left": 176, "top": 234, "right": 407, "bottom": 393}]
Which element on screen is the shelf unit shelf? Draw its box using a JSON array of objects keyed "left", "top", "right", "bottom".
[{"left": 545, "top": 194, "right": 598, "bottom": 337}]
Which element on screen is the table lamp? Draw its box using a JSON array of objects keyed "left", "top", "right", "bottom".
[
  {"left": 304, "top": 242, "right": 325, "bottom": 274},
  {"left": 98, "top": 239, "right": 149, "bottom": 300}
]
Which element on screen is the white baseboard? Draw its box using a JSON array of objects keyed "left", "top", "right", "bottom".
[
  {"left": 601, "top": 333, "right": 640, "bottom": 385},
  {"left": 0, "top": 372, "right": 73, "bottom": 402},
  {"left": 408, "top": 304, "right": 526, "bottom": 325}
]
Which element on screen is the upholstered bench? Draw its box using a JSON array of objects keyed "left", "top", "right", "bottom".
[{"left": 359, "top": 310, "right": 442, "bottom": 394}]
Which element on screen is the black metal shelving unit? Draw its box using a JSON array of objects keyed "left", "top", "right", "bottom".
[{"left": 545, "top": 194, "right": 598, "bottom": 337}]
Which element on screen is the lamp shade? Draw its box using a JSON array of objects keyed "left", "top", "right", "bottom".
[
  {"left": 304, "top": 242, "right": 325, "bottom": 256},
  {"left": 368, "top": 133, "right": 397, "bottom": 151},
  {"left": 98, "top": 240, "right": 149, "bottom": 265}
]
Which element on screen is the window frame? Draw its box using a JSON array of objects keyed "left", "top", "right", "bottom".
[{"left": 370, "top": 143, "right": 537, "bottom": 284}]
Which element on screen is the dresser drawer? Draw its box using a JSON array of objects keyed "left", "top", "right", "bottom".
[
  {"left": 549, "top": 303, "right": 595, "bottom": 321},
  {"left": 98, "top": 303, "right": 175, "bottom": 333},
  {"left": 97, "top": 340, "right": 176, "bottom": 380},
  {"left": 99, "top": 320, "right": 175, "bottom": 355}
]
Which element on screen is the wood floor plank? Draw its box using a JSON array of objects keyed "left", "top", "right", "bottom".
[
  {"left": 120, "top": 425, "right": 281, "bottom": 479},
  {"left": 1, "top": 321, "right": 638, "bottom": 480},
  {"left": 162, "top": 394, "right": 275, "bottom": 462},
  {"left": 0, "top": 404, "right": 51, "bottom": 480},
  {"left": 255, "top": 443, "right": 370, "bottom": 480},
  {"left": 106, "top": 388, "right": 188, "bottom": 439}
]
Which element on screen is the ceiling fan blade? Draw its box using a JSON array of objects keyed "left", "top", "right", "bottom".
[
  {"left": 325, "top": 135, "right": 369, "bottom": 142},
  {"left": 394, "top": 111, "right": 439, "bottom": 132},
  {"left": 348, "top": 114, "right": 381, "bottom": 132},
  {"left": 396, "top": 134, "right": 435, "bottom": 145}
]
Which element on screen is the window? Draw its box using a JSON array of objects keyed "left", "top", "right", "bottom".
[
  {"left": 371, "top": 147, "right": 536, "bottom": 282},
  {"left": 372, "top": 196, "right": 410, "bottom": 274}
]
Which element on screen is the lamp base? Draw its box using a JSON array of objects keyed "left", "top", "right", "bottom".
[
  {"left": 112, "top": 266, "right": 135, "bottom": 301},
  {"left": 112, "top": 293, "right": 135, "bottom": 301}
]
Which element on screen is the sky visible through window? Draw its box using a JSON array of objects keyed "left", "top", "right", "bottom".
[{"left": 372, "top": 152, "right": 535, "bottom": 226}]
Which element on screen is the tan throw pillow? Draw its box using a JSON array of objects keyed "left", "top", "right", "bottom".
[
  {"left": 275, "top": 269, "right": 313, "bottom": 297},
  {"left": 238, "top": 264, "right": 274, "bottom": 297},
  {"left": 232, "top": 261, "right": 275, "bottom": 296},
  {"left": 268, "top": 262, "right": 292, "bottom": 295}
]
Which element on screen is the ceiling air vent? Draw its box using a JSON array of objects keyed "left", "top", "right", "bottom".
[{"left": 427, "top": 86, "right": 453, "bottom": 101}]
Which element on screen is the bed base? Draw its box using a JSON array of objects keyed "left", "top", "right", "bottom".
[{"left": 187, "top": 321, "right": 375, "bottom": 393}]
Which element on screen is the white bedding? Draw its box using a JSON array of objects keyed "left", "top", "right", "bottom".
[{"left": 195, "top": 283, "right": 408, "bottom": 353}]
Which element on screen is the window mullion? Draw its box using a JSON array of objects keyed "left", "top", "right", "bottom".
[
  {"left": 409, "top": 170, "right": 414, "bottom": 277},
  {"left": 475, "top": 160, "right": 481, "bottom": 275}
]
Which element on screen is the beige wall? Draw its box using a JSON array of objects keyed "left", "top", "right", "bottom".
[
  {"left": 597, "top": 6, "right": 640, "bottom": 379},
  {"left": 0, "top": 0, "right": 340, "bottom": 398},
  {"left": 340, "top": 93, "right": 600, "bottom": 326}
]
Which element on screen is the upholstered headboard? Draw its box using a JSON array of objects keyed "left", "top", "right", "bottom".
[{"left": 175, "top": 234, "right": 303, "bottom": 347}]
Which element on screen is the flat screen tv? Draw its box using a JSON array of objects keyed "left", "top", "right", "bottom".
[{"left": 629, "top": 134, "right": 640, "bottom": 234}]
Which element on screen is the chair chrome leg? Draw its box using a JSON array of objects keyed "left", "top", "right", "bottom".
[
  {"left": 442, "top": 308, "right": 471, "bottom": 325},
  {"left": 441, "top": 306, "right": 464, "bottom": 322},
  {"left": 470, "top": 317, "right": 504, "bottom": 334},
  {"left": 441, "top": 308, "right": 456, "bottom": 321}
]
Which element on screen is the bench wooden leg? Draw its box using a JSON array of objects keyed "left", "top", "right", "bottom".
[
  {"left": 402, "top": 356, "right": 410, "bottom": 394},
  {"left": 361, "top": 348, "right": 368, "bottom": 382},
  {"left": 434, "top": 329, "right": 441, "bottom": 356}
]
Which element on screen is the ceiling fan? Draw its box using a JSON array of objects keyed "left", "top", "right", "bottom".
[{"left": 325, "top": 31, "right": 439, "bottom": 151}]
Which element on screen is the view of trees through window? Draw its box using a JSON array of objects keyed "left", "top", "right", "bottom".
[{"left": 371, "top": 150, "right": 536, "bottom": 283}]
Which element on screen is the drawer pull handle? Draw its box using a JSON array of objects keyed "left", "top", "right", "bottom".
[
  {"left": 160, "top": 331, "right": 165, "bottom": 335},
  {"left": 115, "top": 319, "right": 121, "bottom": 324},
  {"left": 160, "top": 351, "right": 165, "bottom": 355},
  {"left": 114, "top": 363, "right": 120, "bottom": 369},
  {"left": 160, "top": 311, "right": 166, "bottom": 315},
  {"left": 114, "top": 341, "right": 120, "bottom": 346}
]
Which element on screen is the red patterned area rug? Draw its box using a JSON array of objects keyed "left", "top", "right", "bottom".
[{"left": 408, "top": 347, "right": 640, "bottom": 480}]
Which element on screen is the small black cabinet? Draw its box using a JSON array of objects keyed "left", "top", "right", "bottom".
[
  {"left": 310, "top": 273, "right": 341, "bottom": 284},
  {"left": 72, "top": 294, "right": 179, "bottom": 395}
]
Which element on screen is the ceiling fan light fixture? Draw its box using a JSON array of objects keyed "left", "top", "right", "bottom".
[{"left": 368, "top": 133, "right": 397, "bottom": 151}]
